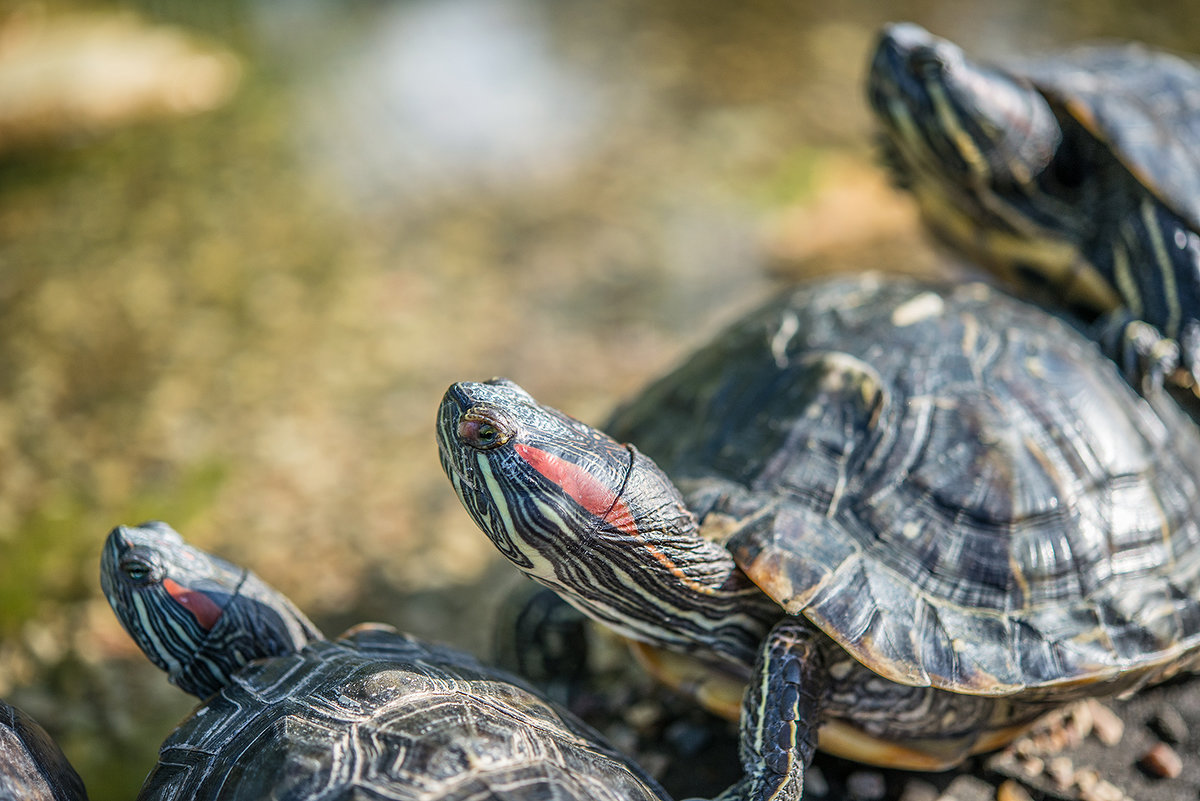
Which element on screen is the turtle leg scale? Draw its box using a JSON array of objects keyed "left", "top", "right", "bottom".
[{"left": 711, "top": 618, "right": 824, "bottom": 801}]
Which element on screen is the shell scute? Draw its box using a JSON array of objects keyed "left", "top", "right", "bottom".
[
  {"left": 609, "top": 276, "right": 1200, "bottom": 693},
  {"left": 141, "top": 628, "right": 668, "bottom": 800},
  {"left": 1024, "top": 43, "right": 1200, "bottom": 231}
]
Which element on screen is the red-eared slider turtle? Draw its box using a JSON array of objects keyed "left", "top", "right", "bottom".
[
  {"left": 1, "top": 699, "right": 87, "bottom": 801},
  {"left": 866, "top": 23, "right": 1200, "bottom": 397},
  {"left": 437, "top": 275, "right": 1200, "bottom": 801},
  {"left": 101, "top": 521, "right": 671, "bottom": 801}
]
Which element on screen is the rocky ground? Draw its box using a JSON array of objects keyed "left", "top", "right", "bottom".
[{"left": 537, "top": 616, "right": 1200, "bottom": 801}]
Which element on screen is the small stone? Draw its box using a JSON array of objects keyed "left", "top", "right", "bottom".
[
  {"left": 1046, "top": 755, "right": 1074, "bottom": 788},
  {"left": 1138, "top": 741, "right": 1183, "bottom": 779},
  {"left": 846, "top": 769, "right": 887, "bottom": 801},
  {"left": 996, "top": 779, "right": 1034, "bottom": 801},
  {"left": 934, "top": 775, "right": 994, "bottom": 801},
  {"left": 604, "top": 723, "right": 638, "bottom": 756},
  {"left": 982, "top": 749, "right": 1020, "bottom": 779},
  {"left": 803, "top": 765, "right": 829, "bottom": 799},
  {"left": 637, "top": 752, "right": 668, "bottom": 780},
  {"left": 896, "top": 778, "right": 939, "bottom": 801},
  {"left": 1147, "top": 706, "right": 1189, "bottom": 745},
  {"left": 1020, "top": 756, "right": 1044, "bottom": 777},
  {"left": 1087, "top": 700, "right": 1125, "bottom": 746},
  {"left": 623, "top": 700, "right": 661, "bottom": 731},
  {"left": 1013, "top": 738, "right": 1036, "bottom": 759},
  {"left": 1079, "top": 778, "right": 1126, "bottom": 801},
  {"left": 1066, "top": 700, "right": 1094, "bottom": 742},
  {"left": 1047, "top": 726, "right": 1070, "bottom": 752},
  {"left": 662, "top": 720, "right": 711, "bottom": 756},
  {"left": 1074, "top": 767, "right": 1100, "bottom": 792}
]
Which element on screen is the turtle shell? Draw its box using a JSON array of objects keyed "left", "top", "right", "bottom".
[
  {"left": 138, "top": 625, "right": 666, "bottom": 801},
  {"left": 606, "top": 275, "right": 1200, "bottom": 696},
  {"left": 0, "top": 700, "right": 87, "bottom": 801},
  {"left": 1021, "top": 42, "right": 1200, "bottom": 233}
]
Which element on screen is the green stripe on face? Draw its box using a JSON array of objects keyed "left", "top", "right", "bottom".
[{"left": 926, "top": 82, "right": 991, "bottom": 182}]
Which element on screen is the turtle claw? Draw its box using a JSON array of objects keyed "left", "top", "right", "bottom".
[
  {"left": 1095, "top": 313, "right": 1181, "bottom": 397},
  {"left": 1178, "top": 320, "right": 1200, "bottom": 390}
]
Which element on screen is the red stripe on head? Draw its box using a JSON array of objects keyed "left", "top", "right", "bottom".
[
  {"left": 163, "top": 578, "right": 225, "bottom": 630},
  {"left": 514, "top": 443, "right": 638, "bottom": 536}
]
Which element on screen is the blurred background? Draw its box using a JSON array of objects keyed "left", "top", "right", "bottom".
[{"left": 1, "top": 1, "right": 1198, "bottom": 798}]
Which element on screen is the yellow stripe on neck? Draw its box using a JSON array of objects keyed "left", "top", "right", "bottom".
[{"left": 912, "top": 179, "right": 1121, "bottom": 314}]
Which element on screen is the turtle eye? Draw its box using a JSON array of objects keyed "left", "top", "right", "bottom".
[
  {"left": 458, "top": 412, "right": 512, "bottom": 451},
  {"left": 120, "top": 555, "right": 159, "bottom": 585}
]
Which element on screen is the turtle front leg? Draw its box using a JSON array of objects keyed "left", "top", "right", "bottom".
[
  {"left": 1093, "top": 310, "right": 1181, "bottom": 396},
  {"left": 717, "top": 618, "right": 825, "bottom": 801},
  {"left": 1180, "top": 320, "right": 1200, "bottom": 394},
  {"left": 1093, "top": 312, "right": 1200, "bottom": 422}
]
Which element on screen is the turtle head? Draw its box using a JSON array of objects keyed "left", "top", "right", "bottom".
[
  {"left": 867, "top": 23, "right": 1061, "bottom": 193},
  {"left": 437, "top": 379, "right": 770, "bottom": 664},
  {"left": 437, "top": 379, "right": 639, "bottom": 575},
  {"left": 101, "top": 521, "right": 323, "bottom": 699}
]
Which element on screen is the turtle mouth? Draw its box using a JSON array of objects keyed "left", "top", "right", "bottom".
[
  {"left": 866, "top": 23, "right": 982, "bottom": 187},
  {"left": 866, "top": 24, "right": 934, "bottom": 125},
  {"left": 440, "top": 441, "right": 480, "bottom": 493}
]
